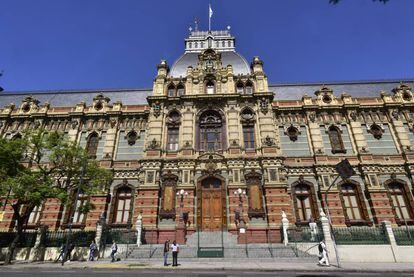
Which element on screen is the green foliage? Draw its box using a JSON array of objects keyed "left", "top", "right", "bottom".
[{"left": 0, "top": 128, "right": 113, "bottom": 224}]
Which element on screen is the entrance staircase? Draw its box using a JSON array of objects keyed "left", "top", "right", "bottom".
[{"left": 126, "top": 231, "right": 317, "bottom": 260}]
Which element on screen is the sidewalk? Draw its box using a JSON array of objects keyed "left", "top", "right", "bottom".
[{"left": 2, "top": 258, "right": 414, "bottom": 273}]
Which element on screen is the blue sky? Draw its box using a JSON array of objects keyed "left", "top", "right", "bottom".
[{"left": 0, "top": 0, "right": 413, "bottom": 92}]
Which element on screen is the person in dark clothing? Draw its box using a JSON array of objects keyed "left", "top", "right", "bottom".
[
  {"left": 163, "top": 239, "right": 170, "bottom": 266},
  {"left": 171, "top": 240, "right": 179, "bottom": 267},
  {"left": 55, "top": 244, "right": 65, "bottom": 262},
  {"left": 67, "top": 243, "right": 75, "bottom": 261}
]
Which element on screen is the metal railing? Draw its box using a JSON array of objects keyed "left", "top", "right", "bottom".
[
  {"left": 393, "top": 227, "right": 414, "bottom": 245},
  {"left": 287, "top": 225, "right": 324, "bottom": 243},
  {"left": 44, "top": 230, "right": 96, "bottom": 247},
  {"left": 0, "top": 231, "right": 37, "bottom": 247},
  {"left": 332, "top": 226, "right": 389, "bottom": 245}
]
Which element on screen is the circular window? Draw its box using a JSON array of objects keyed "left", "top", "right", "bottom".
[
  {"left": 403, "top": 91, "right": 412, "bottom": 101},
  {"left": 95, "top": 101, "right": 103, "bottom": 111},
  {"left": 22, "top": 104, "right": 30, "bottom": 113},
  {"left": 322, "top": 94, "right": 332, "bottom": 104}
]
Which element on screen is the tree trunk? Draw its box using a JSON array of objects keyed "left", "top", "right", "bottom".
[{"left": 4, "top": 221, "right": 23, "bottom": 265}]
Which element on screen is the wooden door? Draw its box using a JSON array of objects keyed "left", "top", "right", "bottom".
[{"left": 201, "top": 178, "right": 223, "bottom": 231}]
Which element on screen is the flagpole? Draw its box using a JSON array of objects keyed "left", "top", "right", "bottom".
[{"left": 208, "top": 4, "right": 211, "bottom": 31}]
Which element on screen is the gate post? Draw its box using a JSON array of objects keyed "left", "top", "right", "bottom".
[
  {"left": 136, "top": 214, "right": 142, "bottom": 247},
  {"left": 95, "top": 214, "right": 106, "bottom": 253},
  {"left": 320, "top": 209, "right": 338, "bottom": 266},
  {"left": 281, "top": 211, "right": 289, "bottom": 246}
]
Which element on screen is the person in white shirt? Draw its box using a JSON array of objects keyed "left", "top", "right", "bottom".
[
  {"left": 110, "top": 240, "right": 118, "bottom": 262},
  {"left": 171, "top": 240, "right": 179, "bottom": 266},
  {"left": 318, "top": 240, "right": 330, "bottom": 266}
]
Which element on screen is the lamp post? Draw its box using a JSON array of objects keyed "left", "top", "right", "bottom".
[
  {"left": 234, "top": 188, "right": 246, "bottom": 226},
  {"left": 176, "top": 189, "right": 188, "bottom": 223}
]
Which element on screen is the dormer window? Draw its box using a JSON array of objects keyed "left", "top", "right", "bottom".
[
  {"left": 206, "top": 81, "right": 215, "bottom": 94},
  {"left": 236, "top": 82, "right": 244, "bottom": 94},
  {"left": 245, "top": 81, "right": 253, "bottom": 94},
  {"left": 167, "top": 84, "right": 176, "bottom": 97},
  {"left": 177, "top": 84, "right": 185, "bottom": 96}
]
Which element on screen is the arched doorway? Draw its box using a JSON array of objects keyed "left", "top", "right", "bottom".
[{"left": 197, "top": 176, "right": 226, "bottom": 231}]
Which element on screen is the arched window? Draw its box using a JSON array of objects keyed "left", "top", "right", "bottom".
[
  {"left": 206, "top": 80, "right": 215, "bottom": 94},
  {"left": 199, "top": 110, "right": 224, "bottom": 151},
  {"left": 328, "top": 126, "right": 346, "bottom": 154},
  {"left": 113, "top": 186, "right": 132, "bottom": 224},
  {"left": 236, "top": 82, "right": 244, "bottom": 94},
  {"left": 86, "top": 133, "right": 99, "bottom": 158},
  {"left": 176, "top": 84, "right": 185, "bottom": 96},
  {"left": 245, "top": 81, "right": 254, "bottom": 94},
  {"left": 341, "top": 183, "right": 364, "bottom": 222},
  {"left": 240, "top": 109, "right": 256, "bottom": 150},
  {"left": 167, "top": 84, "right": 176, "bottom": 97},
  {"left": 294, "top": 183, "right": 316, "bottom": 223},
  {"left": 388, "top": 183, "right": 413, "bottom": 223},
  {"left": 166, "top": 111, "right": 180, "bottom": 151}
]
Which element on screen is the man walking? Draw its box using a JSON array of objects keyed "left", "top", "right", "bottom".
[
  {"left": 110, "top": 240, "right": 118, "bottom": 262},
  {"left": 171, "top": 240, "right": 179, "bottom": 267},
  {"left": 163, "top": 239, "right": 170, "bottom": 266},
  {"left": 89, "top": 240, "right": 97, "bottom": 261},
  {"left": 318, "top": 240, "right": 330, "bottom": 266}
]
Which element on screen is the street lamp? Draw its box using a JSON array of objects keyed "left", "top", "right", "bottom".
[
  {"left": 176, "top": 189, "right": 188, "bottom": 222},
  {"left": 234, "top": 188, "right": 246, "bottom": 226}
]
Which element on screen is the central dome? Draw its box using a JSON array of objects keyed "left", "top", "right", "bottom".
[{"left": 169, "top": 30, "right": 251, "bottom": 77}]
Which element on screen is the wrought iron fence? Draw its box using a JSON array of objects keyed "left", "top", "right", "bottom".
[
  {"left": 287, "top": 225, "right": 324, "bottom": 243},
  {"left": 103, "top": 228, "right": 136, "bottom": 245},
  {"left": 0, "top": 231, "right": 37, "bottom": 247},
  {"left": 393, "top": 227, "right": 414, "bottom": 245},
  {"left": 332, "top": 226, "right": 389, "bottom": 245},
  {"left": 44, "top": 230, "right": 96, "bottom": 247}
]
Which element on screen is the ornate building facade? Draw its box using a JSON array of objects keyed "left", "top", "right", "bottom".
[{"left": 1, "top": 28, "right": 414, "bottom": 243}]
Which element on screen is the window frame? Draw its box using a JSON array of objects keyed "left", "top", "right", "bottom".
[
  {"left": 328, "top": 125, "right": 346, "bottom": 154},
  {"left": 293, "top": 182, "right": 317, "bottom": 225},
  {"left": 111, "top": 186, "right": 133, "bottom": 226},
  {"left": 387, "top": 182, "right": 414, "bottom": 225},
  {"left": 86, "top": 132, "right": 99, "bottom": 159}
]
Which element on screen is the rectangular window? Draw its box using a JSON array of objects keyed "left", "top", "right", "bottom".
[
  {"left": 167, "top": 128, "right": 179, "bottom": 151},
  {"left": 28, "top": 205, "right": 42, "bottom": 224},
  {"left": 72, "top": 194, "right": 86, "bottom": 224},
  {"left": 146, "top": 171, "right": 155, "bottom": 184},
  {"left": 233, "top": 169, "right": 240, "bottom": 183},
  {"left": 183, "top": 170, "right": 190, "bottom": 184},
  {"left": 368, "top": 174, "right": 379, "bottom": 187},
  {"left": 268, "top": 168, "right": 278, "bottom": 182},
  {"left": 322, "top": 175, "right": 331, "bottom": 187},
  {"left": 243, "top": 126, "right": 255, "bottom": 150}
]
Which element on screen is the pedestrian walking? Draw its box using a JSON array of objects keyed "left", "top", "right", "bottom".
[
  {"left": 163, "top": 239, "right": 170, "bottom": 266},
  {"left": 318, "top": 240, "right": 330, "bottom": 266},
  {"left": 66, "top": 243, "right": 75, "bottom": 262},
  {"left": 55, "top": 243, "right": 65, "bottom": 262},
  {"left": 171, "top": 240, "right": 179, "bottom": 267},
  {"left": 89, "top": 240, "right": 97, "bottom": 261},
  {"left": 110, "top": 240, "right": 118, "bottom": 262}
]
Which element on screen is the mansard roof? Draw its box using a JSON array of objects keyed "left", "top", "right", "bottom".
[
  {"left": 270, "top": 79, "right": 414, "bottom": 100},
  {"left": 0, "top": 88, "right": 151, "bottom": 108},
  {"left": 0, "top": 80, "right": 413, "bottom": 108}
]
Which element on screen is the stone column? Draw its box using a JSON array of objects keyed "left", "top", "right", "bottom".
[
  {"left": 136, "top": 214, "right": 143, "bottom": 247},
  {"left": 382, "top": 220, "right": 398, "bottom": 262},
  {"left": 320, "top": 210, "right": 338, "bottom": 266},
  {"left": 281, "top": 211, "right": 289, "bottom": 246},
  {"left": 30, "top": 225, "right": 48, "bottom": 261}
]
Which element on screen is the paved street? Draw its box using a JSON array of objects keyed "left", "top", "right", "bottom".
[
  {"left": 0, "top": 269, "right": 414, "bottom": 277},
  {"left": 2, "top": 259, "right": 414, "bottom": 276}
]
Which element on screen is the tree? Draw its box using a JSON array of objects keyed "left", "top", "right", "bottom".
[{"left": 0, "top": 129, "right": 113, "bottom": 264}]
